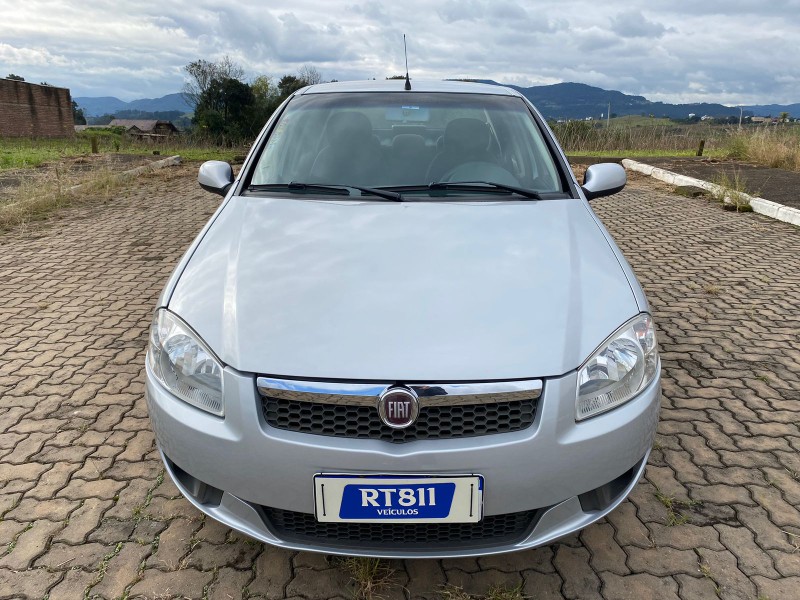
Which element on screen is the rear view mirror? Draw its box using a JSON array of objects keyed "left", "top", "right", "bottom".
[
  {"left": 198, "top": 161, "right": 234, "bottom": 196},
  {"left": 582, "top": 163, "right": 626, "bottom": 200}
]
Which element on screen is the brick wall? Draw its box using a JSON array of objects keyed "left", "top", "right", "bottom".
[{"left": 0, "top": 79, "right": 75, "bottom": 137}]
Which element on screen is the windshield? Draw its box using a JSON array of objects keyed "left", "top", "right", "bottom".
[{"left": 249, "top": 92, "right": 564, "bottom": 194}]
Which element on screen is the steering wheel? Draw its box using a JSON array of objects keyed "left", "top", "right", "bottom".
[{"left": 440, "top": 161, "right": 522, "bottom": 186}]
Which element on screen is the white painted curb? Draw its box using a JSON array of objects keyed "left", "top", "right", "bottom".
[
  {"left": 622, "top": 158, "right": 800, "bottom": 227},
  {"left": 68, "top": 155, "right": 182, "bottom": 194}
]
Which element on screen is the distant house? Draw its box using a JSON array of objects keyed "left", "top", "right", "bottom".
[
  {"left": 751, "top": 116, "right": 768, "bottom": 124},
  {"left": 108, "top": 119, "right": 179, "bottom": 137}
]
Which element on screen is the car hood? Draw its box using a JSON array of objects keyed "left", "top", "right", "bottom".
[{"left": 168, "top": 195, "right": 640, "bottom": 381}]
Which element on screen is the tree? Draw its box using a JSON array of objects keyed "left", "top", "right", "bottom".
[
  {"left": 72, "top": 100, "right": 87, "bottom": 125},
  {"left": 182, "top": 56, "right": 246, "bottom": 110},
  {"left": 297, "top": 65, "right": 323, "bottom": 86},
  {"left": 779, "top": 111, "right": 790, "bottom": 124},
  {"left": 277, "top": 75, "right": 305, "bottom": 98},
  {"left": 194, "top": 77, "right": 256, "bottom": 140},
  {"left": 6, "top": 74, "right": 24, "bottom": 81}
]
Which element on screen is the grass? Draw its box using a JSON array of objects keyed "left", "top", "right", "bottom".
[
  {"left": 655, "top": 490, "right": 701, "bottom": 527},
  {"left": 0, "top": 164, "right": 127, "bottom": 232},
  {"left": 555, "top": 120, "right": 800, "bottom": 171},
  {"left": 553, "top": 119, "right": 722, "bottom": 156},
  {"left": 724, "top": 126, "right": 800, "bottom": 170},
  {"left": 439, "top": 584, "right": 526, "bottom": 600},
  {"left": 695, "top": 549, "right": 722, "bottom": 597},
  {"left": 339, "top": 557, "right": 397, "bottom": 600},
  {"left": 782, "top": 529, "right": 800, "bottom": 553},
  {"left": 711, "top": 169, "right": 754, "bottom": 212},
  {"left": 0, "top": 133, "right": 241, "bottom": 171}
]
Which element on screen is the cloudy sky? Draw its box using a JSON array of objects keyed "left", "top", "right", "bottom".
[{"left": 1, "top": 0, "right": 798, "bottom": 105}]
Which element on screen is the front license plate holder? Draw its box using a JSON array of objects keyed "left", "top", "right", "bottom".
[{"left": 313, "top": 474, "right": 484, "bottom": 523}]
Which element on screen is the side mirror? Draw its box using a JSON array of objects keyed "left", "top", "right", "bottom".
[
  {"left": 198, "top": 161, "right": 234, "bottom": 196},
  {"left": 582, "top": 163, "right": 626, "bottom": 200}
]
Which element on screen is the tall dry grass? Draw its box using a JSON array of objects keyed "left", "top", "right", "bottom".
[
  {"left": 552, "top": 120, "right": 723, "bottom": 155},
  {"left": 553, "top": 120, "right": 800, "bottom": 172},
  {"left": 723, "top": 126, "right": 800, "bottom": 170},
  {"left": 1, "top": 164, "right": 134, "bottom": 232}
]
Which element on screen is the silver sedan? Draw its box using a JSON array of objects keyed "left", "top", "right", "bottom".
[{"left": 145, "top": 79, "right": 660, "bottom": 558}]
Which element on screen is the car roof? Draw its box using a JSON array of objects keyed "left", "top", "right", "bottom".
[{"left": 298, "top": 79, "right": 522, "bottom": 97}]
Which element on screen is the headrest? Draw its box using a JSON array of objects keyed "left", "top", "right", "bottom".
[
  {"left": 444, "top": 118, "right": 490, "bottom": 153},
  {"left": 325, "top": 111, "right": 373, "bottom": 144}
]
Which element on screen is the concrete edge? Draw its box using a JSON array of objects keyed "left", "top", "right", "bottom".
[
  {"left": 622, "top": 158, "right": 800, "bottom": 228},
  {"left": 68, "top": 155, "right": 182, "bottom": 194}
]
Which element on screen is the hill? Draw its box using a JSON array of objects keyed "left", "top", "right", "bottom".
[
  {"left": 471, "top": 80, "right": 800, "bottom": 120},
  {"left": 75, "top": 83, "right": 799, "bottom": 121},
  {"left": 75, "top": 93, "right": 192, "bottom": 117}
]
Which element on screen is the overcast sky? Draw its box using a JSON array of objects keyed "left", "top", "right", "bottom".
[{"left": 1, "top": 0, "right": 798, "bottom": 105}]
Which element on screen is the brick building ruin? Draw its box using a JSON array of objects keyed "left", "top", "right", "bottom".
[{"left": 0, "top": 79, "right": 75, "bottom": 137}]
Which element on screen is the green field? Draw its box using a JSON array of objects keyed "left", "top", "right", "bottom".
[
  {"left": 0, "top": 132, "right": 241, "bottom": 170},
  {"left": 2, "top": 120, "right": 799, "bottom": 173}
]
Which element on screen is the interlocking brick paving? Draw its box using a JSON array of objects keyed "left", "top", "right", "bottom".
[{"left": 0, "top": 166, "right": 798, "bottom": 599}]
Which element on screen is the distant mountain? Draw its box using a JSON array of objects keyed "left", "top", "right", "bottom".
[
  {"left": 742, "top": 103, "right": 800, "bottom": 118},
  {"left": 75, "top": 93, "right": 192, "bottom": 117},
  {"left": 76, "top": 83, "right": 799, "bottom": 121},
  {"left": 472, "top": 80, "right": 800, "bottom": 120}
]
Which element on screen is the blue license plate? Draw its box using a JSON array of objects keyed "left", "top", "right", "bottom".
[
  {"left": 339, "top": 482, "right": 456, "bottom": 519},
  {"left": 314, "top": 475, "right": 483, "bottom": 523}
]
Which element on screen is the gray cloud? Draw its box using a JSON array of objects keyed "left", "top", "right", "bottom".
[
  {"left": 609, "top": 11, "right": 672, "bottom": 38},
  {"left": 0, "top": 0, "right": 798, "bottom": 105}
]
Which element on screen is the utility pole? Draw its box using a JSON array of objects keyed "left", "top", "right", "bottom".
[
  {"left": 607, "top": 102, "right": 611, "bottom": 128},
  {"left": 739, "top": 106, "right": 743, "bottom": 129}
]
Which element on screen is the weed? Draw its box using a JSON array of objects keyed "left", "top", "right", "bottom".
[
  {"left": 655, "top": 490, "right": 700, "bottom": 527},
  {"left": 755, "top": 375, "right": 770, "bottom": 383},
  {"left": 484, "top": 585, "right": 526, "bottom": 600},
  {"left": 695, "top": 550, "right": 721, "bottom": 597},
  {"left": 86, "top": 541, "right": 124, "bottom": 597},
  {"left": 438, "top": 584, "right": 527, "bottom": 600},
  {"left": 439, "top": 586, "right": 474, "bottom": 600},
  {"left": 4, "top": 521, "right": 34, "bottom": 555},
  {"left": 131, "top": 468, "right": 165, "bottom": 522},
  {"left": 781, "top": 530, "right": 800, "bottom": 553},
  {"left": 703, "top": 284, "right": 721, "bottom": 295},
  {"left": 339, "top": 556, "right": 396, "bottom": 600},
  {"left": 711, "top": 170, "right": 753, "bottom": 212}
]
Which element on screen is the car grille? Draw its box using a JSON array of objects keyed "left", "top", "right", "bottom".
[
  {"left": 260, "top": 507, "right": 541, "bottom": 550},
  {"left": 261, "top": 396, "right": 537, "bottom": 442}
]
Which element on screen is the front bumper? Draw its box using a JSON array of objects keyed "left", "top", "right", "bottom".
[{"left": 145, "top": 362, "right": 660, "bottom": 558}]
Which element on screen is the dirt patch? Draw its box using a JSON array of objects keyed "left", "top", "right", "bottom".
[
  {"left": 0, "top": 153, "right": 163, "bottom": 202},
  {"left": 637, "top": 157, "right": 800, "bottom": 210}
]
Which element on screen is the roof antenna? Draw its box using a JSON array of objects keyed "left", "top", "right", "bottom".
[{"left": 403, "top": 34, "right": 411, "bottom": 90}]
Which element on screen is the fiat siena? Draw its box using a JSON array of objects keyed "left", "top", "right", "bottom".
[{"left": 145, "top": 79, "right": 660, "bottom": 557}]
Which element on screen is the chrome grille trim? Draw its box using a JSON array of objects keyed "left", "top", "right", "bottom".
[{"left": 256, "top": 377, "right": 542, "bottom": 407}]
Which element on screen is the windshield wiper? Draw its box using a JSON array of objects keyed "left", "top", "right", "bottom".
[
  {"left": 426, "top": 181, "right": 544, "bottom": 199},
  {"left": 248, "top": 182, "right": 403, "bottom": 202}
]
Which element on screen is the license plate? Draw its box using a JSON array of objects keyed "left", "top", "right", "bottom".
[{"left": 313, "top": 474, "right": 483, "bottom": 523}]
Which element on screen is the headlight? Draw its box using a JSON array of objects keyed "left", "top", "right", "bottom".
[
  {"left": 576, "top": 313, "right": 658, "bottom": 421},
  {"left": 147, "top": 308, "right": 224, "bottom": 416}
]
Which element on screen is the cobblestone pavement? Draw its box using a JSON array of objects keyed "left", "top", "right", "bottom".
[{"left": 1, "top": 166, "right": 799, "bottom": 600}]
